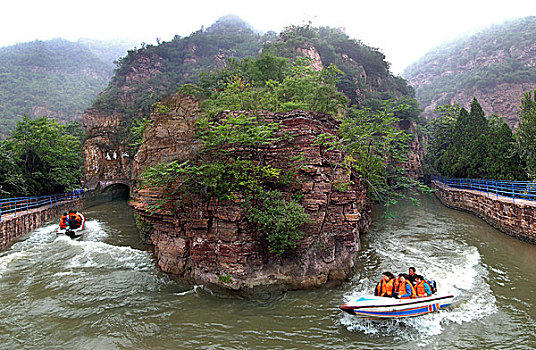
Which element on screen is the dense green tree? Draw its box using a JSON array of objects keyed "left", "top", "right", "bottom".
[
  {"left": 337, "top": 103, "right": 427, "bottom": 214},
  {"left": 517, "top": 90, "right": 536, "bottom": 178},
  {"left": 200, "top": 56, "right": 348, "bottom": 116},
  {"left": 425, "top": 98, "right": 526, "bottom": 180},
  {"left": 486, "top": 116, "right": 526, "bottom": 180},
  {"left": 0, "top": 117, "right": 83, "bottom": 197},
  {"left": 0, "top": 142, "right": 26, "bottom": 197},
  {"left": 448, "top": 99, "right": 489, "bottom": 178},
  {"left": 424, "top": 104, "right": 459, "bottom": 177}
]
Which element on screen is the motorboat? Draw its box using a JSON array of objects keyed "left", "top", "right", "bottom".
[
  {"left": 339, "top": 293, "right": 454, "bottom": 318},
  {"left": 57, "top": 212, "right": 86, "bottom": 239}
]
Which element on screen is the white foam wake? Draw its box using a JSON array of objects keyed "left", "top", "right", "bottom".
[{"left": 341, "top": 237, "right": 496, "bottom": 339}]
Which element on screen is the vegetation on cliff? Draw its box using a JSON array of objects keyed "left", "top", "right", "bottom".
[
  {"left": 141, "top": 47, "right": 424, "bottom": 253},
  {"left": 94, "top": 15, "right": 269, "bottom": 119},
  {"left": 403, "top": 16, "right": 536, "bottom": 120},
  {"left": 142, "top": 111, "right": 309, "bottom": 255},
  {"left": 0, "top": 117, "right": 84, "bottom": 197},
  {"left": 269, "top": 24, "right": 416, "bottom": 111},
  {"left": 0, "top": 38, "right": 131, "bottom": 137},
  {"left": 200, "top": 55, "right": 348, "bottom": 115},
  {"left": 425, "top": 98, "right": 527, "bottom": 180},
  {"left": 92, "top": 18, "right": 420, "bottom": 145}
]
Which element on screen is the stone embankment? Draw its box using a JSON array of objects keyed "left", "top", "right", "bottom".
[
  {"left": 433, "top": 181, "right": 536, "bottom": 244},
  {"left": 0, "top": 199, "right": 84, "bottom": 249}
]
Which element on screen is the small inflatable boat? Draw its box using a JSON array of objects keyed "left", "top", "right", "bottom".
[
  {"left": 340, "top": 293, "right": 454, "bottom": 318},
  {"left": 57, "top": 212, "right": 85, "bottom": 239}
]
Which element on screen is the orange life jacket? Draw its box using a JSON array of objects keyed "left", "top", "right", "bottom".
[
  {"left": 384, "top": 278, "right": 395, "bottom": 297},
  {"left": 59, "top": 215, "right": 68, "bottom": 229},
  {"left": 376, "top": 278, "right": 396, "bottom": 297},
  {"left": 398, "top": 280, "right": 416, "bottom": 299},
  {"left": 394, "top": 277, "right": 401, "bottom": 293},
  {"left": 415, "top": 280, "right": 432, "bottom": 297},
  {"left": 375, "top": 280, "right": 385, "bottom": 296}
]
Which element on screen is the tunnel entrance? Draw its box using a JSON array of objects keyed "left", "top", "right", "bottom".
[
  {"left": 85, "top": 183, "right": 132, "bottom": 208},
  {"left": 101, "top": 183, "right": 130, "bottom": 200}
]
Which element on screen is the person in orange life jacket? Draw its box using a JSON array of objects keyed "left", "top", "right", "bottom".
[
  {"left": 68, "top": 210, "right": 81, "bottom": 229},
  {"left": 408, "top": 267, "right": 417, "bottom": 285},
  {"left": 414, "top": 275, "right": 432, "bottom": 297},
  {"left": 59, "top": 213, "right": 69, "bottom": 229},
  {"left": 395, "top": 274, "right": 416, "bottom": 299},
  {"left": 374, "top": 272, "right": 396, "bottom": 297},
  {"left": 394, "top": 274, "right": 402, "bottom": 294}
]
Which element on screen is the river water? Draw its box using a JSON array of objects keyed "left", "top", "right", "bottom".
[{"left": 0, "top": 195, "right": 534, "bottom": 349}]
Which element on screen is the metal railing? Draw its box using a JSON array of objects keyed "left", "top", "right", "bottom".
[
  {"left": 0, "top": 189, "right": 84, "bottom": 222},
  {"left": 432, "top": 175, "right": 536, "bottom": 203}
]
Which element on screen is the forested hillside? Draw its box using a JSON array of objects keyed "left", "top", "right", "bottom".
[
  {"left": 93, "top": 16, "right": 418, "bottom": 124},
  {"left": 84, "top": 15, "right": 424, "bottom": 213},
  {"left": 0, "top": 38, "right": 132, "bottom": 136},
  {"left": 403, "top": 16, "right": 536, "bottom": 127}
]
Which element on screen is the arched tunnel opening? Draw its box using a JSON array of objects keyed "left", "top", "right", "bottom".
[
  {"left": 84, "top": 183, "right": 132, "bottom": 210},
  {"left": 101, "top": 183, "right": 130, "bottom": 200}
]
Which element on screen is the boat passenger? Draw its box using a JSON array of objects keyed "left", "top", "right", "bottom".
[
  {"left": 414, "top": 275, "right": 432, "bottom": 297},
  {"left": 408, "top": 267, "right": 417, "bottom": 285},
  {"left": 394, "top": 274, "right": 402, "bottom": 294},
  {"left": 59, "top": 212, "right": 69, "bottom": 229},
  {"left": 374, "top": 272, "right": 396, "bottom": 297},
  {"left": 396, "top": 274, "right": 416, "bottom": 299},
  {"left": 68, "top": 210, "right": 82, "bottom": 229}
]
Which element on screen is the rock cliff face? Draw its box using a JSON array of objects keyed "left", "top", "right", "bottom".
[
  {"left": 128, "top": 94, "right": 372, "bottom": 296},
  {"left": 399, "top": 120, "right": 425, "bottom": 180},
  {"left": 82, "top": 109, "right": 132, "bottom": 190}
]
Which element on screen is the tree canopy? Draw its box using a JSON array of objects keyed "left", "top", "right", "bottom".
[
  {"left": 517, "top": 90, "right": 536, "bottom": 178},
  {"left": 425, "top": 98, "right": 526, "bottom": 180},
  {"left": 0, "top": 117, "right": 84, "bottom": 197}
]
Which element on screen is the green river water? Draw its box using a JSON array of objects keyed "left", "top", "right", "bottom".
[{"left": 0, "top": 195, "right": 534, "bottom": 349}]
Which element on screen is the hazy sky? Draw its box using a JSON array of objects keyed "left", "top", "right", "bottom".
[{"left": 2, "top": 0, "right": 535, "bottom": 74}]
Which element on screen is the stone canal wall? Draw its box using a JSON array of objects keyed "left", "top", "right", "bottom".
[
  {"left": 433, "top": 181, "right": 536, "bottom": 244},
  {"left": 0, "top": 199, "right": 84, "bottom": 249}
]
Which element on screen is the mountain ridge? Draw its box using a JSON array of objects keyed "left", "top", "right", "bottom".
[
  {"left": 402, "top": 16, "right": 536, "bottom": 127},
  {"left": 0, "top": 38, "right": 133, "bottom": 136}
]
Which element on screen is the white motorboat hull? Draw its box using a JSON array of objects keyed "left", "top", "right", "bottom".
[{"left": 340, "top": 294, "right": 454, "bottom": 318}]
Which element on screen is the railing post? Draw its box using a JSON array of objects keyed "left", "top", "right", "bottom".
[{"left": 512, "top": 182, "right": 515, "bottom": 203}]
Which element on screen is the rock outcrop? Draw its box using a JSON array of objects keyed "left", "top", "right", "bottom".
[{"left": 128, "top": 94, "right": 372, "bottom": 297}]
